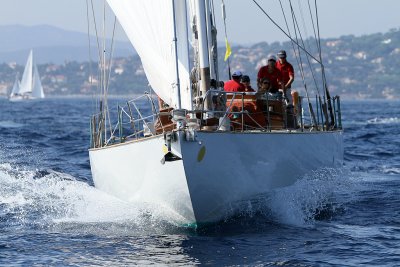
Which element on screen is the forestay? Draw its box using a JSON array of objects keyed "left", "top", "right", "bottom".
[{"left": 106, "top": 0, "right": 192, "bottom": 110}]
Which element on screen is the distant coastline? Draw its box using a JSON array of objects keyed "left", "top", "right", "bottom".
[{"left": 1, "top": 25, "right": 400, "bottom": 99}]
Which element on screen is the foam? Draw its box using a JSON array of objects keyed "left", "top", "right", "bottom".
[
  {"left": 367, "top": 117, "right": 400, "bottom": 125},
  {"left": 266, "top": 168, "right": 360, "bottom": 227},
  {"left": 0, "top": 163, "right": 186, "bottom": 234},
  {"left": 0, "top": 120, "right": 24, "bottom": 128},
  {"left": 1, "top": 163, "right": 365, "bottom": 233}
]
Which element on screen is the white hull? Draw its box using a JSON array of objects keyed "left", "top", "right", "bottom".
[
  {"left": 9, "top": 95, "right": 42, "bottom": 102},
  {"left": 89, "top": 130, "right": 343, "bottom": 224}
]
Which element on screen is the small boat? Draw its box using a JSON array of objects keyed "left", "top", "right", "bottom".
[
  {"left": 9, "top": 50, "right": 45, "bottom": 102},
  {"left": 88, "top": 0, "right": 344, "bottom": 225}
]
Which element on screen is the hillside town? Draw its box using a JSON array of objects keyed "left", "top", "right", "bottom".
[{"left": 1, "top": 28, "right": 399, "bottom": 99}]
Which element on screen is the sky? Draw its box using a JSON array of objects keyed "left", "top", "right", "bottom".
[{"left": 0, "top": 0, "right": 399, "bottom": 45}]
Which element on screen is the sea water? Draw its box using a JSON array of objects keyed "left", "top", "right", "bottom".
[{"left": 0, "top": 98, "right": 399, "bottom": 266}]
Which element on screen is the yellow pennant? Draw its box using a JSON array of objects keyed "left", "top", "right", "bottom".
[{"left": 224, "top": 38, "right": 232, "bottom": 61}]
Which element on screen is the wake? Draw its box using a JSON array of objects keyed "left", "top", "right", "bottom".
[{"left": 0, "top": 163, "right": 362, "bottom": 235}]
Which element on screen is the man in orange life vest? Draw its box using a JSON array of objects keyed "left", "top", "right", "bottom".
[
  {"left": 276, "top": 50, "right": 294, "bottom": 105},
  {"left": 224, "top": 71, "right": 245, "bottom": 92}
]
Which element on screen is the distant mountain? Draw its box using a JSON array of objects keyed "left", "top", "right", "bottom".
[{"left": 0, "top": 25, "right": 135, "bottom": 64}]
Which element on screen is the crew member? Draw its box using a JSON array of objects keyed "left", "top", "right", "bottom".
[
  {"left": 276, "top": 50, "right": 294, "bottom": 105},
  {"left": 224, "top": 71, "right": 245, "bottom": 92},
  {"left": 257, "top": 55, "right": 282, "bottom": 93},
  {"left": 240, "top": 75, "right": 255, "bottom": 92}
]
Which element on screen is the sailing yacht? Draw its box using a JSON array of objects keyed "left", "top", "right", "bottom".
[
  {"left": 88, "top": 0, "right": 344, "bottom": 225},
  {"left": 9, "top": 50, "right": 45, "bottom": 102}
]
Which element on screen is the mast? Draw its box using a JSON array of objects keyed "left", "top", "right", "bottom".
[
  {"left": 194, "top": 0, "right": 211, "bottom": 109},
  {"left": 172, "top": 0, "right": 182, "bottom": 109},
  {"left": 205, "top": 0, "right": 218, "bottom": 82}
]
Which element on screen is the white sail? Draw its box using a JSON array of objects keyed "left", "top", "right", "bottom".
[
  {"left": 31, "top": 64, "right": 45, "bottom": 98},
  {"left": 9, "top": 49, "right": 45, "bottom": 101},
  {"left": 10, "top": 74, "right": 21, "bottom": 96},
  {"left": 19, "top": 50, "right": 34, "bottom": 95},
  {"left": 106, "top": 0, "right": 192, "bottom": 109}
]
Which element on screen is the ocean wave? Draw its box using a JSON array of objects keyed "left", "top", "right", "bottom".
[
  {"left": 199, "top": 167, "right": 361, "bottom": 231},
  {"left": 381, "top": 167, "right": 400, "bottom": 175},
  {"left": 0, "top": 121, "right": 24, "bottom": 128},
  {"left": 0, "top": 163, "right": 193, "bottom": 234},
  {"left": 266, "top": 168, "right": 360, "bottom": 227},
  {"left": 345, "top": 117, "right": 400, "bottom": 127},
  {"left": 0, "top": 163, "right": 389, "bottom": 235},
  {"left": 367, "top": 117, "right": 400, "bottom": 125}
]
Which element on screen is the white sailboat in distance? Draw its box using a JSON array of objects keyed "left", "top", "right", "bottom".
[
  {"left": 9, "top": 50, "right": 45, "bottom": 102},
  {"left": 88, "top": 0, "right": 344, "bottom": 226}
]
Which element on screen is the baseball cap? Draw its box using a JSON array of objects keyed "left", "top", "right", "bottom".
[
  {"left": 277, "top": 50, "right": 287, "bottom": 58},
  {"left": 241, "top": 75, "right": 250, "bottom": 83},
  {"left": 268, "top": 55, "right": 277, "bottom": 61},
  {"left": 232, "top": 70, "right": 243, "bottom": 77}
]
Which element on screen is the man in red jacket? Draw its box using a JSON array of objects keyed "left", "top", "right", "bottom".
[
  {"left": 224, "top": 71, "right": 245, "bottom": 92},
  {"left": 257, "top": 55, "right": 282, "bottom": 93},
  {"left": 276, "top": 50, "right": 294, "bottom": 105}
]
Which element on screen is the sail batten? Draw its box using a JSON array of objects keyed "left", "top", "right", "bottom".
[{"left": 106, "top": 0, "right": 191, "bottom": 109}]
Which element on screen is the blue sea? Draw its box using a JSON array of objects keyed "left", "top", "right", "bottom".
[{"left": 0, "top": 98, "right": 399, "bottom": 266}]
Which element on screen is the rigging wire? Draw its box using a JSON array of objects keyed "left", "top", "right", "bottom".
[
  {"left": 89, "top": 0, "right": 103, "bottom": 74},
  {"left": 289, "top": 1, "right": 319, "bottom": 128},
  {"left": 105, "top": 17, "right": 117, "bottom": 98},
  {"left": 210, "top": 0, "right": 220, "bottom": 83},
  {"left": 87, "top": 0, "right": 105, "bottom": 145},
  {"left": 307, "top": 0, "right": 322, "bottom": 64},
  {"left": 101, "top": 0, "right": 114, "bottom": 139},
  {"left": 278, "top": 0, "right": 306, "bottom": 92},
  {"left": 221, "top": 0, "right": 232, "bottom": 79},
  {"left": 252, "top": 0, "right": 322, "bottom": 65},
  {"left": 85, "top": 0, "right": 97, "bottom": 112},
  {"left": 278, "top": 0, "right": 318, "bottom": 128},
  {"left": 289, "top": 0, "right": 321, "bottom": 97},
  {"left": 188, "top": 0, "right": 201, "bottom": 102},
  {"left": 297, "top": 0, "right": 320, "bottom": 90},
  {"left": 290, "top": 0, "right": 325, "bottom": 129},
  {"left": 88, "top": 0, "right": 104, "bottom": 98},
  {"left": 305, "top": 0, "right": 327, "bottom": 127},
  {"left": 313, "top": 0, "right": 326, "bottom": 96},
  {"left": 89, "top": 0, "right": 107, "bottom": 144},
  {"left": 314, "top": 0, "right": 335, "bottom": 127}
]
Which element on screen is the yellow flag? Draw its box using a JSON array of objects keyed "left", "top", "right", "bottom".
[{"left": 224, "top": 38, "right": 232, "bottom": 61}]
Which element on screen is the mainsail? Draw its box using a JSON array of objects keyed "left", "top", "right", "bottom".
[
  {"left": 106, "top": 0, "right": 192, "bottom": 109},
  {"left": 19, "top": 50, "right": 34, "bottom": 95}
]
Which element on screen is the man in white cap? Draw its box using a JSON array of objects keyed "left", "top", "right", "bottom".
[{"left": 224, "top": 70, "right": 245, "bottom": 92}]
